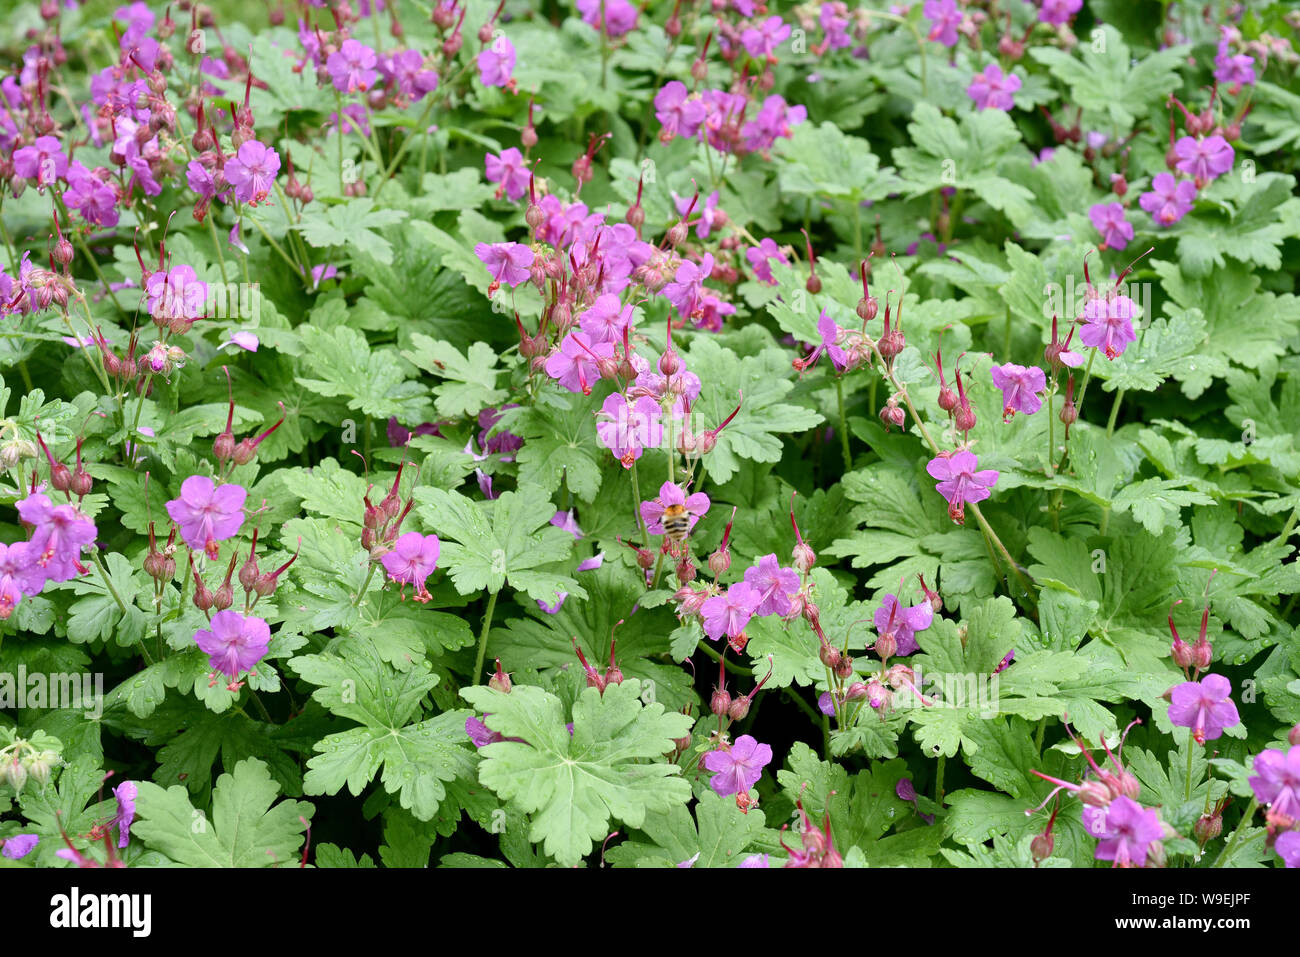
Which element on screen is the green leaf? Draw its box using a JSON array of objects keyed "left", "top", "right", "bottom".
[
  {"left": 683, "top": 334, "right": 824, "bottom": 484},
  {"left": 1028, "top": 26, "right": 1188, "bottom": 128},
  {"left": 296, "top": 324, "right": 432, "bottom": 422},
  {"left": 893, "top": 102, "right": 1034, "bottom": 216},
  {"left": 292, "top": 638, "right": 477, "bottom": 821},
  {"left": 514, "top": 400, "right": 604, "bottom": 502},
  {"left": 414, "top": 486, "right": 584, "bottom": 604},
  {"left": 294, "top": 198, "right": 409, "bottom": 265},
  {"left": 1093, "top": 309, "right": 1227, "bottom": 399},
  {"left": 461, "top": 681, "right": 692, "bottom": 868},
  {"left": 604, "top": 790, "right": 767, "bottom": 867},
  {"left": 133, "top": 758, "right": 313, "bottom": 867},
  {"left": 773, "top": 122, "right": 900, "bottom": 202},
  {"left": 403, "top": 335, "right": 507, "bottom": 419}
]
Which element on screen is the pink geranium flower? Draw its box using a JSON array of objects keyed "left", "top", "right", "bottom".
[
  {"left": 326, "top": 38, "right": 379, "bottom": 93},
  {"left": 578, "top": 293, "right": 635, "bottom": 344},
  {"left": 1139, "top": 172, "right": 1197, "bottom": 227},
  {"left": 873, "top": 593, "right": 934, "bottom": 656},
  {"left": 1168, "top": 673, "right": 1241, "bottom": 744},
  {"left": 1089, "top": 202, "right": 1134, "bottom": 251},
  {"left": 545, "top": 331, "right": 613, "bottom": 395},
  {"left": 926, "top": 451, "right": 999, "bottom": 525},
  {"left": 596, "top": 393, "right": 663, "bottom": 467},
  {"left": 922, "top": 0, "right": 962, "bottom": 46},
  {"left": 165, "top": 475, "right": 246, "bottom": 559},
  {"left": 1083, "top": 795, "right": 1163, "bottom": 867},
  {"left": 990, "top": 362, "right": 1047, "bottom": 420},
  {"left": 967, "top": 63, "right": 1021, "bottom": 111},
  {"left": 746, "top": 238, "right": 787, "bottom": 284},
  {"left": 743, "top": 554, "right": 801, "bottom": 618},
  {"left": 700, "top": 582, "right": 763, "bottom": 642},
  {"left": 194, "top": 610, "right": 271, "bottom": 690},
  {"left": 1079, "top": 293, "right": 1138, "bottom": 359},
  {"left": 702, "top": 734, "right": 773, "bottom": 796},
  {"left": 475, "top": 242, "right": 534, "bottom": 290},
  {"left": 16, "top": 493, "right": 97, "bottom": 583},
  {"left": 1173, "top": 135, "right": 1234, "bottom": 187},
  {"left": 224, "top": 140, "right": 280, "bottom": 206},
  {"left": 477, "top": 35, "right": 516, "bottom": 88},
  {"left": 641, "top": 481, "right": 710, "bottom": 536},
  {"left": 485, "top": 147, "right": 531, "bottom": 202},
  {"left": 381, "top": 531, "right": 440, "bottom": 602},
  {"left": 1248, "top": 746, "right": 1300, "bottom": 819},
  {"left": 654, "top": 81, "right": 707, "bottom": 141}
]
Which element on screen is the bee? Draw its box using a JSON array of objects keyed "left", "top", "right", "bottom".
[{"left": 661, "top": 503, "right": 692, "bottom": 547}]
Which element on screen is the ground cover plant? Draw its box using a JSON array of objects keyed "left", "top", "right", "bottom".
[{"left": 0, "top": 0, "right": 1298, "bottom": 871}]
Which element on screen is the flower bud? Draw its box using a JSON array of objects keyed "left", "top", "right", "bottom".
[
  {"left": 666, "top": 221, "right": 688, "bottom": 247},
  {"left": 70, "top": 464, "right": 92, "bottom": 497},
  {"left": 214, "top": 429, "right": 235, "bottom": 462},
  {"left": 954, "top": 403, "right": 977, "bottom": 433},
  {"left": 846, "top": 681, "right": 868, "bottom": 701},
  {"left": 1289, "top": 723, "right": 1300, "bottom": 748},
  {"left": 707, "top": 547, "right": 730, "bottom": 577},
  {"left": 690, "top": 56, "right": 708, "bottom": 83},
  {"left": 728, "top": 695, "right": 751, "bottom": 721},
  {"left": 1191, "top": 637, "right": 1212, "bottom": 670},
  {"left": 1110, "top": 173, "right": 1127, "bottom": 197},
  {"left": 818, "top": 643, "right": 841, "bottom": 670},
  {"left": 875, "top": 632, "right": 897, "bottom": 661},
  {"left": 1193, "top": 811, "right": 1222, "bottom": 844},
  {"left": 1171, "top": 636, "right": 1193, "bottom": 669},
  {"left": 1030, "top": 832, "right": 1054, "bottom": 863},
  {"left": 4, "top": 757, "right": 27, "bottom": 793},
  {"left": 1059, "top": 395, "right": 1077, "bottom": 427},
  {"left": 626, "top": 203, "right": 645, "bottom": 230},
  {"left": 792, "top": 542, "right": 816, "bottom": 574},
  {"left": 525, "top": 202, "right": 545, "bottom": 232},
  {"left": 880, "top": 398, "right": 905, "bottom": 431},
  {"left": 805, "top": 272, "right": 822, "bottom": 294},
  {"left": 675, "top": 557, "right": 697, "bottom": 585},
  {"left": 710, "top": 687, "right": 732, "bottom": 716},
  {"left": 878, "top": 328, "right": 905, "bottom": 361},
  {"left": 1078, "top": 780, "right": 1111, "bottom": 807},
  {"left": 239, "top": 555, "right": 259, "bottom": 592},
  {"left": 192, "top": 571, "right": 215, "bottom": 611},
  {"left": 938, "top": 384, "right": 958, "bottom": 413},
  {"left": 833, "top": 655, "right": 853, "bottom": 680}
]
